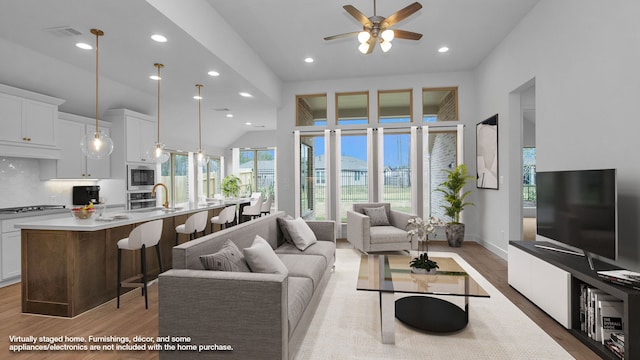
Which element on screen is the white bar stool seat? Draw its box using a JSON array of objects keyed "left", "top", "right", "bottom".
[
  {"left": 210, "top": 206, "right": 235, "bottom": 232},
  {"left": 241, "top": 195, "right": 262, "bottom": 221},
  {"left": 175, "top": 210, "right": 208, "bottom": 246},
  {"left": 117, "top": 219, "right": 163, "bottom": 309},
  {"left": 261, "top": 194, "right": 273, "bottom": 216}
]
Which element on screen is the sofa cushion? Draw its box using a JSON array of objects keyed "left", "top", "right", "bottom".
[
  {"left": 282, "top": 217, "right": 318, "bottom": 250},
  {"left": 363, "top": 206, "right": 390, "bottom": 226},
  {"left": 369, "top": 226, "right": 410, "bottom": 244},
  {"left": 287, "top": 276, "right": 313, "bottom": 336},
  {"left": 243, "top": 235, "right": 288, "bottom": 275},
  {"left": 275, "top": 241, "right": 335, "bottom": 268},
  {"left": 199, "top": 239, "right": 251, "bottom": 272},
  {"left": 276, "top": 215, "right": 295, "bottom": 244},
  {"left": 278, "top": 254, "right": 326, "bottom": 289}
]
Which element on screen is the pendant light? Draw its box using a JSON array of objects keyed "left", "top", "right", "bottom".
[
  {"left": 195, "top": 84, "right": 208, "bottom": 166},
  {"left": 148, "top": 63, "right": 169, "bottom": 164},
  {"left": 80, "top": 28, "right": 114, "bottom": 159}
]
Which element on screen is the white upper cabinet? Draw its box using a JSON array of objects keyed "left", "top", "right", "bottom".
[
  {"left": 125, "top": 115, "right": 156, "bottom": 163},
  {"left": 0, "top": 84, "right": 65, "bottom": 159},
  {"left": 39, "top": 113, "right": 111, "bottom": 179}
]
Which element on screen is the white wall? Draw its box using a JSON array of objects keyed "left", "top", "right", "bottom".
[{"left": 474, "top": 0, "right": 640, "bottom": 270}]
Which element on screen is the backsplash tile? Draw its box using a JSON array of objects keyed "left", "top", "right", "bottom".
[{"left": 0, "top": 157, "right": 125, "bottom": 208}]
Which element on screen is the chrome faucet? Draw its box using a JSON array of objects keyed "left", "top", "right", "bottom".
[{"left": 151, "top": 183, "right": 169, "bottom": 208}]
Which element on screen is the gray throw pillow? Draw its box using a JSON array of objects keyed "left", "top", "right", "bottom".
[
  {"left": 363, "top": 206, "right": 390, "bottom": 226},
  {"left": 284, "top": 217, "right": 317, "bottom": 251},
  {"left": 243, "top": 235, "right": 289, "bottom": 275},
  {"left": 200, "top": 239, "right": 251, "bottom": 272},
  {"left": 277, "top": 215, "right": 295, "bottom": 243}
]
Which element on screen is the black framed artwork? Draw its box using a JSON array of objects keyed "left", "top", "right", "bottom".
[{"left": 476, "top": 114, "right": 499, "bottom": 189}]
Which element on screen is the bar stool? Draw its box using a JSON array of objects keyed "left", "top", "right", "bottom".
[
  {"left": 210, "top": 206, "right": 235, "bottom": 232},
  {"left": 117, "top": 219, "right": 163, "bottom": 309},
  {"left": 175, "top": 210, "right": 208, "bottom": 246},
  {"left": 261, "top": 194, "right": 273, "bottom": 216},
  {"left": 241, "top": 195, "right": 262, "bottom": 221}
]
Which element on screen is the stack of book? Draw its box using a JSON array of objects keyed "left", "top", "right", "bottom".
[
  {"left": 597, "top": 269, "right": 640, "bottom": 290},
  {"left": 604, "top": 332, "right": 625, "bottom": 359},
  {"left": 579, "top": 283, "right": 625, "bottom": 359}
]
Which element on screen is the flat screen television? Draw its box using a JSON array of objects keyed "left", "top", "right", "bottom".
[{"left": 536, "top": 169, "right": 617, "bottom": 260}]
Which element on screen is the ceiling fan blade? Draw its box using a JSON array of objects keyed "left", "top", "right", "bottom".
[
  {"left": 364, "top": 37, "right": 376, "bottom": 54},
  {"left": 343, "top": 5, "right": 372, "bottom": 27},
  {"left": 324, "top": 31, "right": 360, "bottom": 41},
  {"left": 383, "top": 2, "right": 422, "bottom": 27},
  {"left": 392, "top": 29, "right": 423, "bottom": 40}
]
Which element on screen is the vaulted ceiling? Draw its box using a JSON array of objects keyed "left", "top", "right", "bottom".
[{"left": 0, "top": 0, "right": 539, "bottom": 152}]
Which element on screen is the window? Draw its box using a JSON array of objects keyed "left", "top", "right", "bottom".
[
  {"left": 300, "top": 135, "right": 326, "bottom": 219},
  {"left": 425, "top": 130, "right": 458, "bottom": 220},
  {"left": 336, "top": 92, "right": 368, "bottom": 125},
  {"left": 379, "top": 89, "right": 412, "bottom": 124},
  {"left": 381, "top": 131, "right": 412, "bottom": 213},
  {"left": 339, "top": 133, "right": 369, "bottom": 222},
  {"left": 422, "top": 87, "right": 458, "bottom": 122},
  {"left": 240, "top": 148, "right": 276, "bottom": 201},
  {"left": 201, "top": 157, "right": 221, "bottom": 198},
  {"left": 160, "top": 152, "right": 190, "bottom": 207},
  {"left": 523, "top": 147, "right": 536, "bottom": 205},
  {"left": 296, "top": 94, "right": 327, "bottom": 126}
]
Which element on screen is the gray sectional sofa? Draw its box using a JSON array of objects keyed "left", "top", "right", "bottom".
[{"left": 158, "top": 211, "right": 336, "bottom": 360}]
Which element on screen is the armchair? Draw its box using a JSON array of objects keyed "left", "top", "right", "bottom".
[{"left": 346, "top": 202, "right": 418, "bottom": 253}]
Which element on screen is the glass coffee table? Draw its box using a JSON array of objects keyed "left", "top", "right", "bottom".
[{"left": 357, "top": 254, "right": 490, "bottom": 344}]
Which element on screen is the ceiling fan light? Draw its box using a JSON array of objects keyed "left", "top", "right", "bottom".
[
  {"left": 357, "top": 31, "right": 371, "bottom": 43},
  {"left": 358, "top": 42, "right": 370, "bottom": 54},
  {"left": 381, "top": 29, "right": 394, "bottom": 42},
  {"left": 380, "top": 40, "right": 392, "bottom": 52}
]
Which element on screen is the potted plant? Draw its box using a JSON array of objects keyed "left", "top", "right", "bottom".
[
  {"left": 434, "top": 164, "right": 475, "bottom": 247},
  {"left": 406, "top": 216, "right": 445, "bottom": 273},
  {"left": 221, "top": 174, "right": 241, "bottom": 199}
]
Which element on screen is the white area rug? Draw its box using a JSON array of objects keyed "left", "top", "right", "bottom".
[{"left": 297, "top": 249, "right": 573, "bottom": 359}]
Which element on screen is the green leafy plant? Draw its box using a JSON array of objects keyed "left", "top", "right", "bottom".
[
  {"left": 221, "top": 174, "right": 241, "bottom": 198},
  {"left": 409, "top": 253, "right": 439, "bottom": 271},
  {"left": 434, "top": 164, "right": 475, "bottom": 224}
]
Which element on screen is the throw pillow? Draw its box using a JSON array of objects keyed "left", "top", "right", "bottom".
[
  {"left": 277, "top": 215, "right": 295, "bottom": 244},
  {"left": 285, "top": 217, "right": 318, "bottom": 251},
  {"left": 364, "top": 206, "right": 390, "bottom": 226},
  {"left": 199, "top": 239, "right": 251, "bottom": 272},
  {"left": 243, "top": 235, "right": 288, "bottom": 275}
]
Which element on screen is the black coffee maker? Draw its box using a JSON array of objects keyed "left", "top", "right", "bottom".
[{"left": 72, "top": 186, "right": 100, "bottom": 205}]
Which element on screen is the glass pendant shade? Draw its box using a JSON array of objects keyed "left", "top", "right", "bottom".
[
  {"left": 358, "top": 31, "right": 371, "bottom": 43},
  {"left": 148, "top": 142, "right": 170, "bottom": 164},
  {"left": 80, "top": 130, "right": 114, "bottom": 159},
  {"left": 381, "top": 29, "right": 394, "bottom": 42},
  {"left": 380, "top": 39, "right": 392, "bottom": 52},
  {"left": 196, "top": 149, "right": 208, "bottom": 166},
  {"left": 358, "top": 42, "right": 370, "bottom": 54}
]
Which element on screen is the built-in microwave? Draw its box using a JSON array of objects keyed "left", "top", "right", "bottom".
[{"left": 127, "top": 165, "right": 156, "bottom": 191}]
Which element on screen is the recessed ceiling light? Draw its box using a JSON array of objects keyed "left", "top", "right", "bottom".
[
  {"left": 245, "top": 122, "right": 252, "bottom": 126},
  {"left": 226, "top": 114, "right": 234, "bottom": 118},
  {"left": 239, "top": 92, "right": 253, "bottom": 98},
  {"left": 149, "top": 75, "right": 161, "bottom": 81},
  {"left": 438, "top": 46, "right": 449, "bottom": 53},
  {"left": 193, "top": 95, "right": 203, "bottom": 100},
  {"left": 304, "top": 57, "right": 314, "bottom": 63},
  {"left": 208, "top": 70, "right": 220, "bottom": 77},
  {"left": 151, "top": 34, "right": 167, "bottom": 43},
  {"left": 75, "top": 42, "right": 92, "bottom": 50}
]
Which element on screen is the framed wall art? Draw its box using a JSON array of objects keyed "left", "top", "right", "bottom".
[{"left": 476, "top": 114, "right": 499, "bottom": 189}]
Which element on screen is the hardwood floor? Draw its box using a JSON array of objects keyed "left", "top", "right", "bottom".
[{"left": 0, "top": 240, "right": 599, "bottom": 359}]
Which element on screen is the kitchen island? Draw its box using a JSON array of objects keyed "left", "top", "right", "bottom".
[{"left": 16, "top": 201, "right": 249, "bottom": 317}]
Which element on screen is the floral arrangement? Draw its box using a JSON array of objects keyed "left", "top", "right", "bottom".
[{"left": 406, "top": 216, "right": 445, "bottom": 271}]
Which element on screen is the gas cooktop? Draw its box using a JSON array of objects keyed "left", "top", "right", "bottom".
[{"left": 0, "top": 205, "right": 66, "bottom": 215}]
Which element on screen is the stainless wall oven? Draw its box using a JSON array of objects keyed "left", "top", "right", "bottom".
[
  {"left": 127, "top": 192, "right": 157, "bottom": 210},
  {"left": 127, "top": 165, "right": 156, "bottom": 191}
]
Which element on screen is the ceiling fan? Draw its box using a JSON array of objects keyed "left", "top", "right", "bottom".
[{"left": 324, "top": 0, "right": 423, "bottom": 54}]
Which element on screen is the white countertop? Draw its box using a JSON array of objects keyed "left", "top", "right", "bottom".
[{"left": 14, "top": 200, "right": 247, "bottom": 231}]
